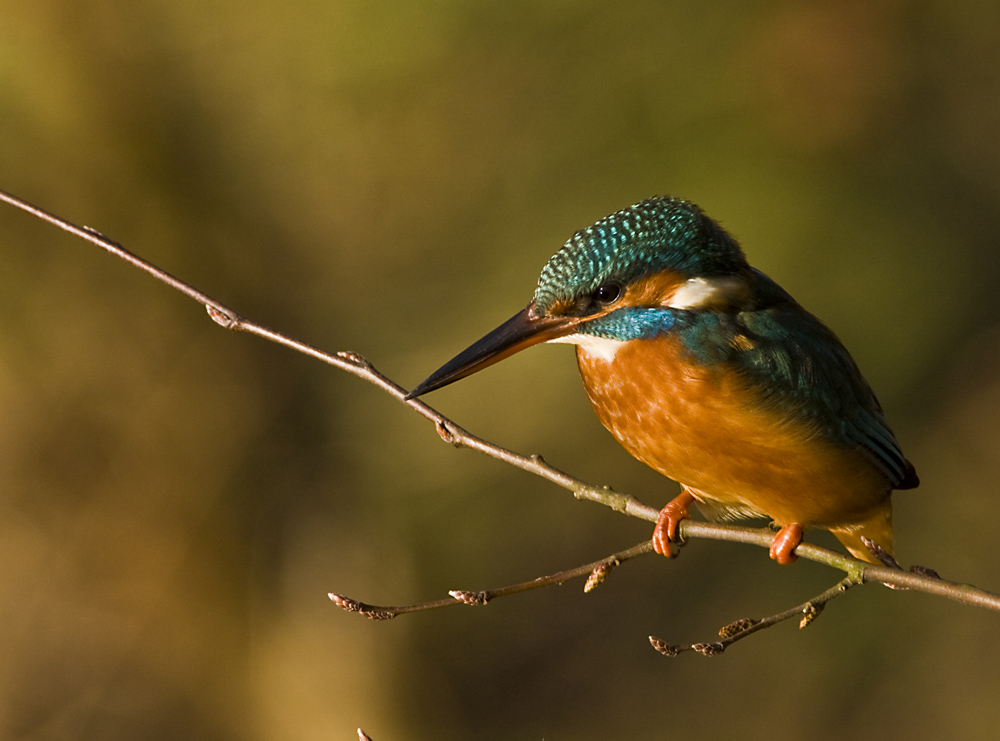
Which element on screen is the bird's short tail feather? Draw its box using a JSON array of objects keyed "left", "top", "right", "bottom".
[{"left": 829, "top": 501, "right": 894, "bottom": 564}]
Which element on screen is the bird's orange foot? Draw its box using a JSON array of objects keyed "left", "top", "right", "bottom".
[
  {"left": 769, "top": 523, "right": 804, "bottom": 565},
  {"left": 652, "top": 489, "right": 696, "bottom": 557}
]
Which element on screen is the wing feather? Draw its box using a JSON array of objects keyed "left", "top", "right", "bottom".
[{"left": 677, "top": 269, "right": 917, "bottom": 490}]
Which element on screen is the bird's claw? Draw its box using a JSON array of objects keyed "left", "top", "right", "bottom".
[
  {"left": 652, "top": 489, "right": 696, "bottom": 557},
  {"left": 769, "top": 523, "right": 804, "bottom": 565}
]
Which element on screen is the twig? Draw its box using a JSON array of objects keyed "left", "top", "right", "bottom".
[
  {"left": 650, "top": 577, "right": 856, "bottom": 656},
  {"left": 329, "top": 541, "right": 654, "bottom": 619},
  {"left": 3, "top": 188, "right": 1000, "bottom": 619},
  {"left": 0, "top": 189, "right": 656, "bottom": 520}
]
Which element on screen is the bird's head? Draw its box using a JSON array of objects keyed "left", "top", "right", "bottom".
[{"left": 407, "top": 196, "right": 751, "bottom": 398}]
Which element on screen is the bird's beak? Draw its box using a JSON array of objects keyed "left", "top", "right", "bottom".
[{"left": 406, "top": 302, "right": 577, "bottom": 399}]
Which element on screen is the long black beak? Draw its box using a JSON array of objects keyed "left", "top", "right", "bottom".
[{"left": 406, "top": 303, "right": 576, "bottom": 399}]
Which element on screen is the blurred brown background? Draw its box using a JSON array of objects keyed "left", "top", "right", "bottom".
[{"left": 2, "top": 1, "right": 1000, "bottom": 739}]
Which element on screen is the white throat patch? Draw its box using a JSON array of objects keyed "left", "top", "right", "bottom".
[{"left": 548, "top": 333, "right": 624, "bottom": 362}]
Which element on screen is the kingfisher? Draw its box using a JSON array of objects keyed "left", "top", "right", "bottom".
[{"left": 407, "top": 197, "right": 918, "bottom": 565}]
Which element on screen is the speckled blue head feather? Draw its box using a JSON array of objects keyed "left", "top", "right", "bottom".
[{"left": 533, "top": 197, "right": 749, "bottom": 314}]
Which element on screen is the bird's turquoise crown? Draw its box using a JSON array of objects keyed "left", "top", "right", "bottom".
[{"left": 533, "top": 196, "right": 749, "bottom": 314}]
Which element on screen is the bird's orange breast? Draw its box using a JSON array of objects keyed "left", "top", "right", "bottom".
[{"left": 575, "top": 333, "right": 890, "bottom": 530}]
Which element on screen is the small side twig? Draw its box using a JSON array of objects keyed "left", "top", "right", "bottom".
[
  {"left": 649, "top": 577, "right": 857, "bottom": 656},
  {"left": 329, "top": 540, "right": 654, "bottom": 620}
]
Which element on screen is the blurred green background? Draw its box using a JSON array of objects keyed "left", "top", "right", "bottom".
[{"left": 2, "top": 1, "right": 1000, "bottom": 739}]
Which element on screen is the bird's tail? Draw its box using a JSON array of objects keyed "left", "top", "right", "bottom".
[{"left": 830, "top": 501, "right": 894, "bottom": 564}]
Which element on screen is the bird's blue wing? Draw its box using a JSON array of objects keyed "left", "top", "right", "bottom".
[{"left": 676, "top": 270, "right": 917, "bottom": 490}]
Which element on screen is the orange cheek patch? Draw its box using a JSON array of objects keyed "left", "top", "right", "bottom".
[
  {"left": 621, "top": 271, "right": 687, "bottom": 306},
  {"left": 545, "top": 297, "right": 575, "bottom": 316}
]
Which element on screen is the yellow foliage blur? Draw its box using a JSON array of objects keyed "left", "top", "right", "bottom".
[{"left": 2, "top": 2, "right": 1000, "bottom": 739}]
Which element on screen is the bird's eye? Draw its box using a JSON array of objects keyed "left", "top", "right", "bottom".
[{"left": 592, "top": 283, "right": 622, "bottom": 305}]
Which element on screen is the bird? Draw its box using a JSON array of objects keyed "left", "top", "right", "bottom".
[{"left": 406, "top": 196, "right": 918, "bottom": 565}]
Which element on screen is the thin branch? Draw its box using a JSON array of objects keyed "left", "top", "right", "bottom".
[
  {"left": 4, "top": 188, "right": 1000, "bottom": 617},
  {"left": 676, "top": 522, "right": 1000, "bottom": 611},
  {"left": 329, "top": 540, "right": 654, "bottom": 620},
  {"left": 650, "top": 577, "right": 857, "bottom": 656},
  {"left": 0, "top": 189, "right": 658, "bottom": 520}
]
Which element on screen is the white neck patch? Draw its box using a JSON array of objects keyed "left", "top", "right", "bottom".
[
  {"left": 548, "top": 333, "right": 624, "bottom": 362},
  {"left": 666, "top": 276, "right": 745, "bottom": 310}
]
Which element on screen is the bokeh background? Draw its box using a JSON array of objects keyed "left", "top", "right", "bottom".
[{"left": 2, "top": 2, "right": 1000, "bottom": 739}]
